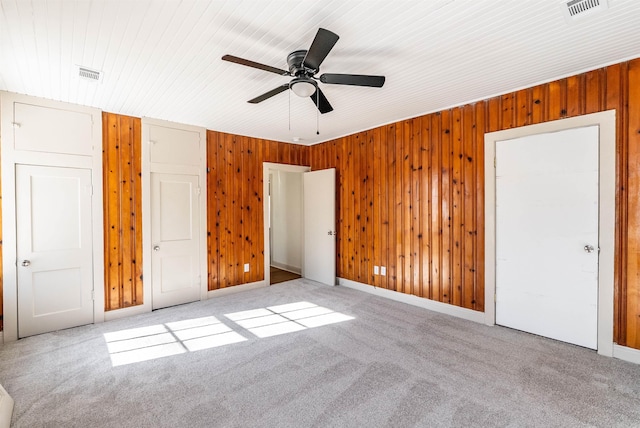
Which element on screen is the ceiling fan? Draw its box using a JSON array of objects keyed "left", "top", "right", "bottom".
[{"left": 222, "top": 28, "right": 385, "bottom": 114}]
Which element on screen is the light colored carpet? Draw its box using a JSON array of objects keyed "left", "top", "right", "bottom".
[{"left": 0, "top": 279, "right": 639, "bottom": 427}]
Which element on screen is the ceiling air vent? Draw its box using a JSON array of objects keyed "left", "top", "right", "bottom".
[
  {"left": 78, "top": 66, "right": 102, "bottom": 82},
  {"left": 563, "top": 0, "right": 608, "bottom": 21}
]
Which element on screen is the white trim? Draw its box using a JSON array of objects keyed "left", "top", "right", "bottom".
[
  {"left": 0, "top": 91, "right": 104, "bottom": 341},
  {"left": 484, "top": 110, "right": 616, "bottom": 357},
  {"left": 207, "top": 280, "right": 268, "bottom": 298},
  {"left": 141, "top": 118, "right": 208, "bottom": 311},
  {"left": 0, "top": 382, "right": 14, "bottom": 428},
  {"left": 263, "top": 163, "right": 310, "bottom": 286},
  {"left": 612, "top": 344, "right": 640, "bottom": 365},
  {"left": 338, "top": 278, "right": 485, "bottom": 324}
]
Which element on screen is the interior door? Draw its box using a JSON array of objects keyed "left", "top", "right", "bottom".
[
  {"left": 495, "top": 126, "right": 599, "bottom": 349},
  {"left": 151, "top": 172, "right": 201, "bottom": 309},
  {"left": 303, "top": 168, "right": 336, "bottom": 286},
  {"left": 16, "top": 164, "right": 94, "bottom": 337}
]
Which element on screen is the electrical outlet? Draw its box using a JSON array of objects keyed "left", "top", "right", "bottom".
[
  {"left": 374, "top": 266, "right": 379, "bottom": 275},
  {"left": 244, "top": 263, "right": 250, "bottom": 273},
  {"left": 380, "top": 266, "right": 386, "bottom": 276}
]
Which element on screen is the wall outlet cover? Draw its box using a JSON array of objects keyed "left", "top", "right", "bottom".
[
  {"left": 244, "top": 263, "right": 250, "bottom": 272},
  {"left": 374, "top": 266, "right": 379, "bottom": 275},
  {"left": 380, "top": 266, "right": 386, "bottom": 276}
]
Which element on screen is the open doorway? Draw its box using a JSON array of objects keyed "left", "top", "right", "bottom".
[{"left": 263, "top": 163, "right": 310, "bottom": 285}]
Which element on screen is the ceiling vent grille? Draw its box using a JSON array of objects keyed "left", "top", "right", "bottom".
[
  {"left": 564, "top": 0, "right": 608, "bottom": 21},
  {"left": 78, "top": 66, "right": 102, "bottom": 82}
]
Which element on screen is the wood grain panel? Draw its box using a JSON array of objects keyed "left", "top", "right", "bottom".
[
  {"left": 308, "top": 58, "right": 640, "bottom": 350},
  {"left": 102, "top": 112, "right": 143, "bottom": 311},
  {"left": 206, "top": 131, "right": 309, "bottom": 290},
  {"left": 625, "top": 60, "right": 640, "bottom": 347}
]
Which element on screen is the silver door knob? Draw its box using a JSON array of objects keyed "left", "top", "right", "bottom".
[
  {"left": 21, "top": 260, "right": 31, "bottom": 267},
  {"left": 584, "top": 245, "right": 595, "bottom": 253},
  {"left": 153, "top": 245, "right": 160, "bottom": 252}
]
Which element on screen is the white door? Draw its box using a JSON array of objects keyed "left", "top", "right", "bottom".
[
  {"left": 16, "top": 164, "right": 94, "bottom": 337},
  {"left": 303, "top": 168, "right": 336, "bottom": 286},
  {"left": 151, "top": 172, "right": 201, "bottom": 309},
  {"left": 495, "top": 126, "right": 599, "bottom": 349}
]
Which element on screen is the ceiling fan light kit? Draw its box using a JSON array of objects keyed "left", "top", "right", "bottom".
[
  {"left": 290, "top": 77, "right": 317, "bottom": 98},
  {"left": 222, "top": 28, "right": 385, "bottom": 116}
]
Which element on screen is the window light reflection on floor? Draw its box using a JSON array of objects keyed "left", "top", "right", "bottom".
[
  {"left": 104, "top": 301, "right": 353, "bottom": 367},
  {"left": 225, "top": 301, "right": 354, "bottom": 338},
  {"left": 104, "top": 316, "right": 246, "bottom": 367}
]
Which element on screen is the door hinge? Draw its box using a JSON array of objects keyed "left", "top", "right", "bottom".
[{"left": 196, "top": 187, "right": 201, "bottom": 195}]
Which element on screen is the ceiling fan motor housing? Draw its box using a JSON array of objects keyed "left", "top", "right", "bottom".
[{"left": 287, "top": 50, "right": 315, "bottom": 76}]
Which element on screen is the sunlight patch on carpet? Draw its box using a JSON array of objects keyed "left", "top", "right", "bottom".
[
  {"left": 225, "top": 301, "right": 354, "bottom": 338},
  {"left": 104, "top": 302, "right": 354, "bottom": 366}
]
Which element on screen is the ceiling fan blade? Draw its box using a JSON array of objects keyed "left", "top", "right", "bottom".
[
  {"left": 302, "top": 28, "right": 339, "bottom": 71},
  {"left": 319, "top": 73, "right": 385, "bottom": 87},
  {"left": 248, "top": 84, "right": 290, "bottom": 104},
  {"left": 310, "top": 87, "right": 333, "bottom": 114},
  {"left": 222, "top": 54, "right": 289, "bottom": 76}
]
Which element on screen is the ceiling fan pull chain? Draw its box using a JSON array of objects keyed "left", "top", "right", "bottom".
[
  {"left": 316, "top": 90, "right": 320, "bottom": 135},
  {"left": 288, "top": 88, "right": 291, "bottom": 131}
]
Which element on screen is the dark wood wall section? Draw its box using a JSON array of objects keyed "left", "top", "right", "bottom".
[
  {"left": 102, "top": 112, "right": 144, "bottom": 311},
  {"left": 206, "top": 131, "right": 309, "bottom": 290},
  {"left": 310, "top": 110, "right": 485, "bottom": 311},
  {"left": 310, "top": 58, "right": 640, "bottom": 349}
]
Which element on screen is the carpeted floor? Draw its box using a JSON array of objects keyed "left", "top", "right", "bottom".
[{"left": 1, "top": 279, "right": 639, "bottom": 427}]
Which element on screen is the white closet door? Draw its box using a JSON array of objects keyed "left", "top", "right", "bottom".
[
  {"left": 496, "top": 126, "right": 599, "bottom": 349},
  {"left": 17, "top": 165, "right": 94, "bottom": 337}
]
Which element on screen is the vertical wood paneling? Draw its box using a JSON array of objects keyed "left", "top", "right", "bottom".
[
  {"left": 102, "top": 112, "right": 143, "bottom": 311},
  {"left": 307, "top": 58, "right": 640, "bottom": 350},
  {"left": 625, "top": 61, "right": 640, "bottom": 347},
  {"left": 206, "top": 131, "right": 309, "bottom": 290},
  {"left": 386, "top": 124, "right": 397, "bottom": 290},
  {"left": 420, "top": 116, "right": 431, "bottom": 298}
]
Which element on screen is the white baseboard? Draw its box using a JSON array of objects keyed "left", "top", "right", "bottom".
[
  {"left": 207, "top": 280, "right": 268, "bottom": 298},
  {"left": 270, "top": 262, "right": 302, "bottom": 275},
  {"left": 104, "top": 303, "right": 150, "bottom": 322},
  {"left": 613, "top": 344, "right": 640, "bottom": 365},
  {"left": 338, "top": 278, "right": 485, "bottom": 324},
  {"left": 0, "top": 383, "right": 14, "bottom": 428}
]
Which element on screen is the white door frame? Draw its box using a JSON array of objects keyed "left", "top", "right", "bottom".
[
  {"left": 0, "top": 92, "right": 105, "bottom": 342},
  {"left": 137, "top": 118, "right": 207, "bottom": 315},
  {"left": 484, "top": 110, "right": 616, "bottom": 357},
  {"left": 263, "top": 162, "right": 310, "bottom": 286}
]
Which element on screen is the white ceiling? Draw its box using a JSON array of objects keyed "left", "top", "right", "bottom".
[{"left": 1, "top": 0, "right": 640, "bottom": 145}]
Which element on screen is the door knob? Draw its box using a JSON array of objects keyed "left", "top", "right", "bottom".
[
  {"left": 584, "top": 245, "right": 595, "bottom": 253},
  {"left": 21, "top": 260, "right": 31, "bottom": 267},
  {"left": 153, "top": 245, "right": 160, "bottom": 252}
]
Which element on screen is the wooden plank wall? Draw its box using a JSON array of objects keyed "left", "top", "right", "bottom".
[
  {"left": 310, "top": 58, "right": 640, "bottom": 349},
  {"left": 207, "top": 131, "right": 309, "bottom": 290},
  {"left": 311, "top": 112, "right": 485, "bottom": 311},
  {"left": 102, "top": 112, "right": 144, "bottom": 311}
]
